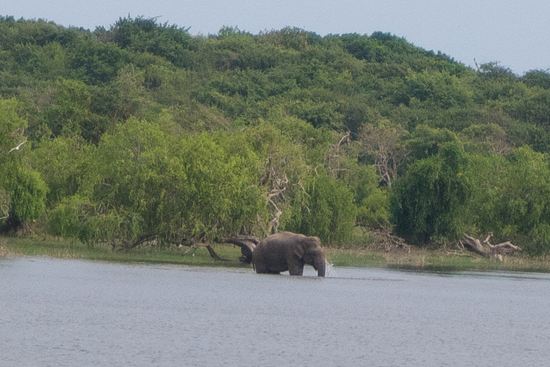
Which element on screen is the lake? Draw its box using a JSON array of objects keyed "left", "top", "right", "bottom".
[{"left": 1, "top": 257, "right": 549, "bottom": 366}]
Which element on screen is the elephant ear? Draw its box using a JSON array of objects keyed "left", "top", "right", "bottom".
[{"left": 293, "top": 241, "right": 306, "bottom": 259}]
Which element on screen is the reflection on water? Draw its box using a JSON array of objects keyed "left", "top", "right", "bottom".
[{"left": 1, "top": 257, "right": 550, "bottom": 367}]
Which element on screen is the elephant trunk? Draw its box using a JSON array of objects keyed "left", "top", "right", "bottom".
[{"left": 315, "top": 257, "right": 326, "bottom": 277}]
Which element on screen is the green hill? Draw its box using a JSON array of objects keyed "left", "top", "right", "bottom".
[{"left": 1, "top": 16, "right": 550, "bottom": 254}]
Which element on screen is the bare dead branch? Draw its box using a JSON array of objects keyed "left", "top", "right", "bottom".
[
  {"left": 463, "top": 233, "right": 522, "bottom": 259},
  {"left": 367, "top": 229, "right": 410, "bottom": 253},
  {"left": 205, "top": 244, "right": 223, "bottom": 261}
]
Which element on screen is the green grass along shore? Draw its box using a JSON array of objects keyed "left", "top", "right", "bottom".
[{"left": 3, "top": 236, "right": 550, "bottom": 273}]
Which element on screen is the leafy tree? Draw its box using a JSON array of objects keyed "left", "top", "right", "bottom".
[
  {"left": 521, "top": 69, "right": 550, "bottom": 90},
  {"left": 110, "top": 64, "right": 150, "bottom": 121},
  {"left": 473, "top": 62, "right": 517, "bottom": 101},
  {"left": 286, "top": 174, "right": 356, "bottom": 245},
  {"left": 405, "top": 70, "right": 473, "bottom": 109},
  {"left": 244, "top": 120, "right": 311, "bottom": 233},
  {"left": 351, "top": 164, "right": 390, "bottom": 229},
  {"left": 258, "top": 27, "right": 321, "bottom": 51},
  {"left": 47, "top": 118, "right": 266, "bottom": 247},
  {"left": 10, "top": 42, "right": 70, "bottom": 81},
  {"left": 3, "top": 165, "right": 48, "bottom": 229},
  {"left": 30, "top": 135, "right": 95, "bottom": 205},
  {"left": 0, "top": 98, "right": 28, "bottom": 221},
  {"left": 391, "top": 144, "right": 470, "bottom": 245},
  {"left": 0, "top": 98, "right": 27, "bottom": 154},
  {"left": 47, "top": 118, "right": 185, "bottom": 246},
  {"left": 70, "top": 39, "right": 129, "bottom": 85},
  {"left": 465, "top": 147, "right": 550, "bottom": 254},
  {"left": 0, "top": 98, "right": 47, "bottom": 230},
  {"left": 179, "top": 131, "right": 267, "bottom": 240},
  {"left": 340, "top": 33, "right": 388, "bottom": 63},
  {"left": 460, "top": 123, "right": 511, "bottom": 155},
  {"left": 110, "top": 16, "right": 191, "bottom": 67},
  {"left": 497, "top": 147, "right": 550, "bottom": 236},
  {"left": 40, "top": 79, "right": 94, "bottom": 138},
  {"left": 406, "top": 125, "right": 461, "bottom": 161}
]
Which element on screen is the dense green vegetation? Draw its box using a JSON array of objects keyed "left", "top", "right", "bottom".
[{"left": 2, "top": 16, "right": 550, "bottom": 255}]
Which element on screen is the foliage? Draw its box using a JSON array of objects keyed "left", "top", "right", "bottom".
[
  {"left": 463, "top": 148, "right": 550, "bottom": 254},
  {"left": 359, "top": 118, "right": 409, "bottom": 189},
  {"left": 110, "top": 16, "right": 191, "bottom": 67},
  {"left": 350, "top": 165, "right": 390, "bottom": 229},
  {"left": 30, "top": 135, "right": 95, "bottom": 204},
  {"left": 46, "top": 118, "right": 266, "bottom": 248},
  {"left": 0, "top": 98, "right": 47, "bottom": 229},
  {"left": 3, "top": 165, "right": 48, "bottom": 227},
  {"left": 2, "top": 16, "right": 550, "bottom": 252},
  {"left": 391, "top": 144, "right": 471, "bottom": 245},
  {"left": 286, "top": 174, "right": 356, "bottom": 245}
]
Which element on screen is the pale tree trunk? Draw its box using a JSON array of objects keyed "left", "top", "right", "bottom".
[{"left": 461, "top": 233, "right": 522, "bottom": 260}]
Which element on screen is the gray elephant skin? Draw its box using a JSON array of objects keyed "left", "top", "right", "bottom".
[{"left": 252, "top": 232, "right": 326, "bottom": 277}]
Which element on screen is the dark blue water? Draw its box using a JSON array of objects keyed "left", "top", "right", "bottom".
[{"left": 1, "top": 257, "right": 549, "bottom": 366}]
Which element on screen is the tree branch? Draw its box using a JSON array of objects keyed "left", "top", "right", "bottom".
[{"left": 462, "top": 233, "right": 522, "bottom": 259}]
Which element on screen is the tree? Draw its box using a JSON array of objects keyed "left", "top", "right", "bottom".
[
  {"left": 70, "top": 38, "right": 129, "bottom": 85},
  {"left": 110, "top": 16, "right": 191, "bottom": 67},
  {"left": 464, "top": 147, "right": 550, "bottom": 255},
  {"left": 245, "top": 120, "right": 310, "bottom": 234},
  {"left": 521, "top": 69, "right": 550, "bottom": 90},
  {"left": 30, "top": 135, "right": 95, "bottom": 205},
  {"left": 40, "top": 79, "right": 96, "bottom": 139},
  {"left": 286, "top": 174, "right": 356, "bottom": 245},
  {"left": 351, "top": 164, "right": 390, "bottom": 229},
  {"left": 47, "top": 118, "right": 267, "bottom": 248},
  {"left": 0, "top": 98, "right": 47, "bottom": 231},
  {"left": 0, "top": 98, "right": 27, "bottom": 156},
  {"left": 405, "top": 70, "right": 472, "bottom": 109},
  {"left": 391, "top": 144, "right": 470, "bottom": 245},
  {"left": 110, "top": 65, "right": 150, "bottom": 121},
  {"left": 0, "top": 98, "right": 27, "bottom": 221},
  {"left": 460, "top": 123, "right": 512, "bottom": 155},
  {"left": 406, "top": 124, "right": 461, "bottom": 161},
  {"left": 3, "top": 166, "right": 48, "bottom": 230},
  {"left": 359, "top": 119, "right": 409, "bottom": 189}
]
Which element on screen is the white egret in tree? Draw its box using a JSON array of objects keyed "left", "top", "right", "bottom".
[{"left": 8, "top": 141, "right": 26, "bottom": 153}]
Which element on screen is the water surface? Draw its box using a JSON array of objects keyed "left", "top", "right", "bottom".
[{"left": 1, "top": 257, "right": 549, "bottom": 366}]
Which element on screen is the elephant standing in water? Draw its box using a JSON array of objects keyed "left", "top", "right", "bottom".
[{"left": 252, "top": 232, "right": 326, "bottom": 277}]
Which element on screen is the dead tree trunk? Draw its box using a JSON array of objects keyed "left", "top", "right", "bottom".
[
  {"left": 461, "top": 233, "right": 522, "bottom": 259},
  {"left": 204, "top": 243, "right": 223, "bottom": 261},
  {"left": 226, "top": 236, "right": 260, "bottom": 263},
  {"left": 180, "top": 236, "right": 261, "bottom": 263}
]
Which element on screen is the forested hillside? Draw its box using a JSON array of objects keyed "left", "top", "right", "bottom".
[{"left": 2, "top": 16, "right": 550, "bottom": 254}]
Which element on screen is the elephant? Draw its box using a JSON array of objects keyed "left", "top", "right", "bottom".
[{"left": 252, "top": 232, "right": 326, "bottom": 277}]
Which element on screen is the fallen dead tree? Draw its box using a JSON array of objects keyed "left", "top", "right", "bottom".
[
  {"left": 461, "top": 233, "right": 522, "bottom": 259},
  {"left": 174, "top": 235, "right": 260, "bottom": 262},
  {"left": 225, "top": 236, "right": 260, "bottom": 263}
]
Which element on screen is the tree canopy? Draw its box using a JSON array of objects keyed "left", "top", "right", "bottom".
[{"left": 2, "top": 16, "right": 550, "bottom": 253}]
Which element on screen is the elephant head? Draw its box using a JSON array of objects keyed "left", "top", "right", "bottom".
[
  {"left": 301, "top": 247, "right": 326, "bottom": 277},
  {"left": 252, "top": 232, "right": 326, "bottom": 277}
]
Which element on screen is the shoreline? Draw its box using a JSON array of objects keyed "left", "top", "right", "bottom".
[{"left": 2, "top": 236, "right": 550, "bottom": 274}]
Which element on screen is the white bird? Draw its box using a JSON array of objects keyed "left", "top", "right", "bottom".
[{"left": 8, "top": 141, "right": 27, "bottom": 153}]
